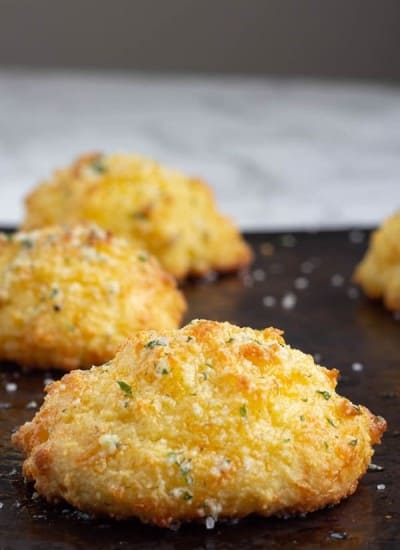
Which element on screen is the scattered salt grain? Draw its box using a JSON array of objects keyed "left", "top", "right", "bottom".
[
  {"left": 347, "top": 287, "right": 360, "bottom": 299},
  {"left": 300, "top": 261, "right": 314, "bottom": 275},
  {"left": 281, "top": 292, "right": 297, "bottom": 309},
  {"left": 5, "top": 382, "right": 17, "bottom": 393},
  {"left": 26, "top": 400, "right": 38, "bottom": 409},
  {"left": 205, "top": 516, "right": 216, "bottom": 529},
  {"left": 44, "top": 378, "right": 54, "bottom": 386},
  {"left": 329, "top": 532, "right": 348, "bottom": 540},
  {"left": 0, "top": 503, "right": 3, "bottom": 510},
  {"left": 314, "top": 353, "right": 322, "bottom": 363},
  {"left": 349, "top": 230, "right": 365, "bottom": 244},
  {"left": 368, "top": 463, "right": 384, "bottom": 472},
  {"left": 263, "top": 296, "right": 276, "bottom": 308},
  {"left": 294, "top": 277, "right": 309, "bottom": 290},
  {"left": 252, "top": 269, "right": 266, "bottom": 282},
  {"left": 281, "top": 234, "right": 297, "bottom": 248},
  {"left": 377, "top": 484, "right": 386, "bottom": 491},
  {"left": 331, "top": 274, "right": 344, "bottom": 287},
  {"left": 242, "top": 274, "right": 253, "bottom": 287},
  {"left": 352, "top": 362, "right": 364, "bottom": 373}
]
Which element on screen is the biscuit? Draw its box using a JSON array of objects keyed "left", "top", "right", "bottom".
[
  {"left": 354, "top": 212, "right": 400, "bottom": 310},
  {"left": 13, "top": 320, "right": 386, "bottom": 526},
  {"left": 22, "top": 153, "right": 253, "bottom": 279},
  {"left": 0, "top": 224, "right": 185, "bottom": 370}
]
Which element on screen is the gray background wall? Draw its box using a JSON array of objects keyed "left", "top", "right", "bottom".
[{"left": 0, "top": 0, "right": 399, "bottom": 80}]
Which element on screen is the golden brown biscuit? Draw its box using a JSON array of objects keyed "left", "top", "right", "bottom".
[
  {"left": 13, "top": 320, "right": 386, "bottom": 526},
  {"left": 354, "top": 212, "right": 400, "bottom": 310},
  {"left": 0, "top": 224, "right": 185, "bottom": 370},
  {"left": 22, "top": 153, "right": 253, "bottom": 279}
]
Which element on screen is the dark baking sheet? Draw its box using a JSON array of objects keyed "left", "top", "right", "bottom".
[{"left": 0, "top": 229, "right": 399, "bottom": 549}]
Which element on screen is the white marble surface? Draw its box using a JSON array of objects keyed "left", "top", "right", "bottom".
[{"left": 0, "top": 69, "right": 399, "bottom": 230}]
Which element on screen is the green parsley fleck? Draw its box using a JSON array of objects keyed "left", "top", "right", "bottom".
[
  {"left": 323, "top": 441, "right": 329, "bottom": 450},
  {"left": 138, "top": 253, "right": 148, "bottom": 262},
  {"left": 349, "top": 439, "right": 358, "bottom": 446},
  {"left": 167, "top": 452, "right": 193, "bottom": 485},
  {"left": 326, "top": 418, "right": 336, "bottom": 428},
  {"left": 316, "top": 390, "right": 331, "bottom": 400},
  {"left": 283, "top": 438, "right": 291, "bottom": 443},
  {"left": 301, "top": 397, "right": 308, "bottom": 402},
  {"left": 145, "top": 339, "right": 166, "bottom": 349},
  {"left": 186, "top": 336, "right": 194, "bottom": 342},
  {"left": 20, "top": 238, "right": 33, "bottom": 248},
  {"left": 226, "top": 337, "right": 235, "bottom": 344},
  {"left": 117, "top": 380, "right": 132, "bottom": 397},
  {"left": 300, "top": 415, "right": 305, "bottom": 421},
  {"left": 49, "top": 288, "right": 59, "bottom": 298},
  {"left": 182, "top": 491, "right": 192, "bottom": 501},
  {"left": 91, "top": 158, "right": 107, "bottom": 173},
  {"left": 161, "top": 368, "right": 169, "bottom": 375},
  {"left": 130, "top": 211, "right": 148, "bottom": 220},
  {"left": 239, "top": 404, "right": 247, "bottom": 418}
]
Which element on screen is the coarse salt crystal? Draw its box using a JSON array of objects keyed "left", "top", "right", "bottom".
[
  {"left": 349, "top": 230, "right": 365, "bottom": 244},
  {"left": 26, "top": 400, "right": 38, "bottom": 409},
  {"left": 352, "top": 362, "right": 364, "bottom": 372},
  {"left": 294, "top": 277, "right": 309, "bottom": 290},
  {"left": 5, "top": 382, "right": 17, "bottom": 393},
  {"left": 281, "top": 292, "right": 297, "bottom": 309},
  {"left": 98, "top": 434, "right": 120, "bottom": 454},
  {"left": 263, "top": 296, "right": 276, "bottom": 307},
  {"left": 347, "top": 287, "right": 359, "bottom": 299},
  {"left": 377, "top": 484, "right": 386, "bottom": 491},
  {"left": 300, "top": 261, "right": 314, "bottom": 274},
  {"left": 331, "top": 274, "right": 344, "bottom": 287},
  {"left": 252, "top": 269, "right": 266, "bottom": 282},
  {"left": 205, "top": 516, "right": 216, "bottom": 529}
]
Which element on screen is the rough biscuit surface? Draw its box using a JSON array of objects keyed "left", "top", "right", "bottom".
[
  {"left": 13, "top": 320, "right": 386, "bottom": 527},
  {"left": 0, "top": 225, "right": 185, "bottom": 370},
  {"left": 354, "top": 212, "right": 400, "bottom": 310},
  {"left": 22, "top": 153, "right": 253, "bottom": 279}
]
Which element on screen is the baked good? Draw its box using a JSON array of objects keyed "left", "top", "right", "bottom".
[
  {"left": 0, "top": 224, "right": 185, "bottom": 370},
  {"left": 22, "top": 153, "right": 253, "bottom": 279},
  {"left": 354, "top": 212, "right": 400, "bottom": 310},
  {"left": 13, "top": 320, "right": 386, "bottom": 526}
]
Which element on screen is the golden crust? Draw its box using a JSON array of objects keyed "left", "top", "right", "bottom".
[
  {"left": 354, "top": 212, "right": 400, "bottom": 310},
  {"left": 0, "top": 224, "right": 186, "bottom": 370},
  {"left": 13, "top": 320, "right": 386, "bottom": 526},
  {"left": 22, "top": 153, "right": 253, "bottom": 279}
]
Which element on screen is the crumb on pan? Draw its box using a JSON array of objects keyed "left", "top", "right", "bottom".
[
  {"left": 12, "top": 320, "right": 386, "bottom": 527},
  {"left": 0, "top": 224, "right": 186, "bottom": 370}
]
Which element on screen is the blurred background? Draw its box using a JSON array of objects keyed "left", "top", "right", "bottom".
[{"left": 1, "top": 0, "right": 400, "bottom": 228}]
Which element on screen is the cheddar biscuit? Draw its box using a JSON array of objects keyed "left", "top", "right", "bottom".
[
  {"left": 22, "top": 153, "right": 252, "bottom": 279},
  {"left": 354, "top": 212, "right": 400, "bottom": 310},
  {"left": 13, "top": 320, "right": 385, "bottom": 526},
  {"left": 0, "top": 224, "right": 185, "bottom": 370}
]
